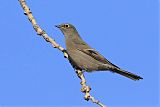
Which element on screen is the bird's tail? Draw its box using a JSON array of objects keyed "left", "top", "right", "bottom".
[{"left": 112, "top": 68, "right": 143, "bottom": 80}]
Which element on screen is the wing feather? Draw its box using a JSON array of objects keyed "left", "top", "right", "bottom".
[{"left": 77, "top": 48, "right": 120, "bottom": 69}]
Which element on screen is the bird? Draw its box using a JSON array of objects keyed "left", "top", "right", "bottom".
[{"left": 55, "top": 23, "right": 143, "bottom": 80}]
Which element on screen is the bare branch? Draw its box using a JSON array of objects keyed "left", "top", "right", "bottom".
[
  {"left": 18, "top": 0, "right": 106, "bottom": 106},
  {"left": 76, "top": 70, "right": 106, "bottom": 107},
  {"left": 19, "top": 0, "right": 68, "bottom": 58}
]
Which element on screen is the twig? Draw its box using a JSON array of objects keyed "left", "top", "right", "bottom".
[
  {"left": 76, "top": 70, "right": 106, "bottom": 107},
  {"left": 18, "top": 0, "right": 106, "bottom": 107},
  {"left": 19, "top": 0, "right": 68, "bottom": 58}
]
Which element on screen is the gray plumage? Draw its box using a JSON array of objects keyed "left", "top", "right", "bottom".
[{"left": 55, "top": 23, "right": 143, "bottom": 80}]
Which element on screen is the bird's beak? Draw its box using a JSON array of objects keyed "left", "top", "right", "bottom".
[{"left": 55, "top": 25, "right": 61, "bottom": 28}]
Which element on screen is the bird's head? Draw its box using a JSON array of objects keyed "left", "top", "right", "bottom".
[{"left": 55, "top": 23, "right": 77, "bottom": 36}]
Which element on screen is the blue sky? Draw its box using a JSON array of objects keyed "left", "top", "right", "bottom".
[{"left": 0, "top": 0, "right": 159, "bottom": 107}]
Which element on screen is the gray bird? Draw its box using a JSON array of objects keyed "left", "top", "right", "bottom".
[{"left": 55, "top": 23, "right": 143, "bottom": 80}]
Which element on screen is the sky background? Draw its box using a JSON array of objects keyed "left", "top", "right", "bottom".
[{"left": 0, "top": 0, "right": 159, "bottom": 107}]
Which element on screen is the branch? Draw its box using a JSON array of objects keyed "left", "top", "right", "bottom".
[
  {"left": 19, "top": 0, "right": 68, "bottom": 58},
  {"left": 76, "top": 70, "right": 106, "bottom": 107},
  {"left": 18, "top": 0, "right": 106, "bottom": 107}
]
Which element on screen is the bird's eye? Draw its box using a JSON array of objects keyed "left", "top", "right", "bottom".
[{"left": 65, "top": 24, "right": 69, "bottom": 28}]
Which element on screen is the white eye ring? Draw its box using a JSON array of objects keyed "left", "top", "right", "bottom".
[{"left": 65, "top": 24, "right": 69, "bottom": 28}]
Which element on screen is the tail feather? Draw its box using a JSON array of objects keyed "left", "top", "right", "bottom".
[{"left": 113, "top": 68, "right": 143, "bottom": 80}]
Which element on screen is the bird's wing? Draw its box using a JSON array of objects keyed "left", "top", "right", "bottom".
[{"left": 77, "top": 48, "right": 120, "bottom": 69}]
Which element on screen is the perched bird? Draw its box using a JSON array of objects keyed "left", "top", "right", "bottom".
[{"left": 55, "top": 23, "right": 143, "bottom": 80}]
